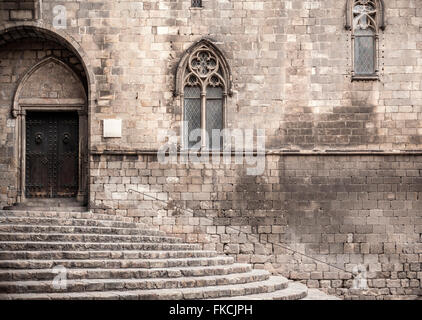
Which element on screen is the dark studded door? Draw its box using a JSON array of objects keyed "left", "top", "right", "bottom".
[{"left": 26, "top": 112, "right": 79, "bottom": 198}]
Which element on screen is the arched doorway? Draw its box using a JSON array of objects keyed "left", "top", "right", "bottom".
[
  {"left": 15, "top": 57, "right": 87, "bottom": 200},
  {"left": 0, "top": 24, "right": 93, "bottom": 205}
]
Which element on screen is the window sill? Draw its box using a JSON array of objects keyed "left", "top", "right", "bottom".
[
  {"left": 351, "top": 75, "right": 379, "bottom": 81},
  {"left": 190, "top": 7, "right": 203, "bottom": 10}
]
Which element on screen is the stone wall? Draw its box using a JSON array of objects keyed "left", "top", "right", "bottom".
[
  {"left": 12, "top": 0, "right": 421, "bottom": 152},
  {"left": 0, "top": 0, "right": 37, "bottom": 21},
  {"left": 1, "top": 0, "right": 422, "bottom": 299},
  {"left": 90, "top": 153, "right": 422, "bottom": 300}
]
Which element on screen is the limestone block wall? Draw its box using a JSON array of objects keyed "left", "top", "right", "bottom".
[
  {"left": 0, "top": 0, "right": 37, "bottom": 21},
  {"left": 1, "top": 0, "right": 422, "bottom": 300},
  {"left": 90, "top": 153, "right": 422, "bottom": 300},
  {"left": 10, "top": 0, "right": 421, "bottom": 152}
]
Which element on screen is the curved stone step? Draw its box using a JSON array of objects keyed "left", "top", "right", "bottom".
[
  {"left": 0, "top": 269, "right": 270, "bottom": 294},
  {"left": 0, "top": 210, "right": 338, "bottom": 300},
  {"left": 0, "top": 241, "right": 201, "bottom": 251},
  {"left": 3, "top": 200, "right": 86, "bottom": 212},
  {"left": 302, "top": 288, "right": 342, "bottom": 300},
  {"left": 0, "top": 256, "right": 234, "bottom": 269},
  {"left": 212, "top": 281, "right": 308, "bottom": 300},
  {"left": 0, "top": 250, "right": 218, "bottom": 261},
  {"left": 0, "top": 210, "right": 136, "bottom": 224},
  {"left": 0, "top": 224, "right": 165, "bottom": 237},
  {"left": 0, "top": 275, "right": 288, "bottom": 300},
  {"left": 0, "top": 264, "right": 251, "bottom": 281},
  {"left": 0, "top": 216, "right": 157, "bottom": 231},
  {"left": 5, "top": 207, "right": 87, "bottom": 212},
  {"left": 0, "top": 233, "right": 183, "bottom": 244}
]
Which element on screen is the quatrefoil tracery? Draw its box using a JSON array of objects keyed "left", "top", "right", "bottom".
[
  {"left": 184, "top": 45, "right": 225, "bottom": 90},
  {"left": 189, "top": 50, "right": 218, "bottom": 78}
]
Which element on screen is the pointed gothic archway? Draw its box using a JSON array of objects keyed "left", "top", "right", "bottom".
[
  {"left": 0, "top": 22, "right": 95, "bottom": 204},
  {"left": 14, "top": 57, "right": 87, "bottom": 200}
]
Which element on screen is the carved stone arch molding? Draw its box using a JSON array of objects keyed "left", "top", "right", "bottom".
[
  {"left": 13, "top": 57, "right": 87, "bottom": 117},
  {"left": 175, "top": 38, "right": 233, "bottom": 97},
  {"left": 345, "top": 0, "right": 386, "bottom": 31},
  {"left": 13, "top": 57, "right": 89, "bottom": 203}
]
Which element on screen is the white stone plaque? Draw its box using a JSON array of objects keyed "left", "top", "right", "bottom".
[{"left": 103, "top": 119, "right": 122, "bottom": 138}]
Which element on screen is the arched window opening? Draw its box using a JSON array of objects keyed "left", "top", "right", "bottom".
[
  {"left": 346, "top": 0, "right": 385, "bottom": 80},
  {"left": 176, "top": 40, "right": 231, "bottom": 150}
]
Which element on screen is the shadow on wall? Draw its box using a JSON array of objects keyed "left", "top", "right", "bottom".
[
  {"left": 226, "top": 156, "right": 340, "bottom": 276},
  {"left": 272, "top": 90, "right": 381, "bottom": 150},
  {"left": 231, "top": 151, "right": 422, "bottom": 298}
]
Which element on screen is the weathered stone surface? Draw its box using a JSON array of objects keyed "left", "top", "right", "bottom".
[
  {"left": 0, "top": 0, "right": 421, "bottom": 300},
  {"left": 20, "top": 59, "right": 85, "bottom": 101}
]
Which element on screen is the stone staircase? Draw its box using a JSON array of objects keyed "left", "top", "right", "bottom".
[{"left": 0, "top": 210, "right": 339, "bottom": 300}]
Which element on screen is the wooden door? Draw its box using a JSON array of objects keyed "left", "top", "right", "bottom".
[{"left": 26, "top": 112, "right": 79, "bottom": 198}]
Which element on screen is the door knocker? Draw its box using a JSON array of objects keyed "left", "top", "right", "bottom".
[
  {"left": 34, "top": 132, "right": 43, "bottom": 145},
  {"left": 63, "top": 133, "right": 71, "bottom": 144}
]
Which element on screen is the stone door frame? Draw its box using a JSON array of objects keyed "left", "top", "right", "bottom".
[{"left": 13, "top": 58, "right": 88, "bottom": 203}]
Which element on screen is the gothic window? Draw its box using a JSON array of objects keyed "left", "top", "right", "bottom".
[
  {"left": 176, "top": 40, "right": 231, "bottom": 150},
  {"left": 345, "top": 0, "right": 386, "bottom": 79},
  {"left": 191, "top": 0, "right": 202, "bottom": 8}
]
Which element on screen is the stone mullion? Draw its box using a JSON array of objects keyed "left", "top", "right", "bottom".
[{"left": 201, "top": 87, "right": 206, "bottom": 149}]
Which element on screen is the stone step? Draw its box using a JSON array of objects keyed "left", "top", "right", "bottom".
[
  {"left": 4, "top": 207, "right": 87, "bottom": 212},
  {"left": 0, "top": 210, "right": 134, "bottom": 224},
  {"left": 0, "top": 241, "right": 201, "bottom": 251},
  {"left": 0, "top": 256, "right": 234, "bottom": 269},
  {"left": 0, "top": 250, "right": 218, "bottom": 261},
  {"left": 0, "top": 269, "right": 270, "bottom": 294},
  {"left": 0, "top": 233, "right": 183, "bottom": 244},
  {"left": 0, "top": 264, "right": 251, "bottom": 281},
  {"left": 212, "top": 281, "right": 308, "bottom": 300},
  {"left": 0, "top": 208, "right": 337, "bottom": 300},
  {"left": 3, "top": 200, "right": 87, "bottom": 213},
  {"left": 302, "top": 288, "right": 342, "bottom": 300},
  {"left": 4, "top": 199, "right": 84, "bottom": 208},
  {"left": 0, "top": 224, "right": 165, "bottom": 237},
  {"left": 0, "top": 216, "right": 157, "bottom": 232},
  {"left": 0, "top": 276, "right": 289, "bottom": 300}
]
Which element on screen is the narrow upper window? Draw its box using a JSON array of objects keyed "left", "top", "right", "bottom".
[
  {"left": 345, "top": 0, "right": 385, "bottom": 80},
  {"left": 175, "top": 40, "right": 231, "bottom": 150},
  {"left": 191, "top": 0, "right": 202, "bottom": 8}
]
